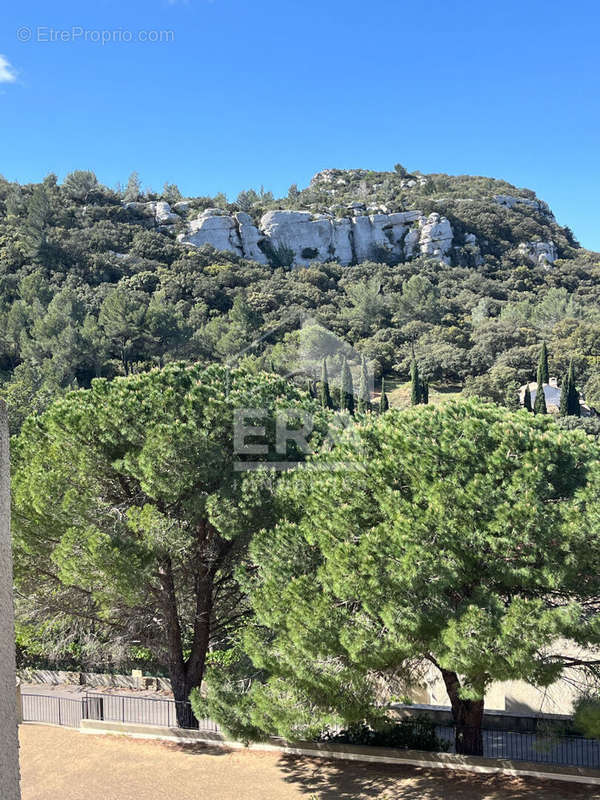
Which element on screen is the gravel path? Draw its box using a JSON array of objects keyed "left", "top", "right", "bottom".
[{"left": 20, "top": 725, "right": 600, "bottom": 800}]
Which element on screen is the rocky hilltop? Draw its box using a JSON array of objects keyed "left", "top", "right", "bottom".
[
  {"left": 177, "top": 208, "right": 456, "bottom": 267},
  {"left": 123, "top": 167, "right": 568, "bottom": 270}
]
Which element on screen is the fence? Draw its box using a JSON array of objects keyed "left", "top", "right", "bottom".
[
  {"left": 436, "top": 725, "right": 600, "bottom": 769},
  {"left": 21, "top": 693, "right": 600, "bottom": 770},
  {"left": 22, "top": 692, "right": 220, "bottom": 732}
]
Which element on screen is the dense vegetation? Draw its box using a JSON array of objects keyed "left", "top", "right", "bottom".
[
  {"left": 1, "top": 167, "right": 599, "bottom": 436},
  {"left": 6, "top": 165, "right": 600, "bottom": 753},
  {"left": 193, "top": 401, "right": 600, "bottom": 754}
]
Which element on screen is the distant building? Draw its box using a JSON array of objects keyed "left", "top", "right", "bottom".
[{"left": 519, "top": 377, "right": 595, "bottom": 416}]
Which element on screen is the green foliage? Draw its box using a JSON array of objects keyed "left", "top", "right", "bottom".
[
  {"left": 338, "top": 356, "right": 354, "bottom": 414},
  {"left": 320, "top": 358, "right": 333, "bottom": 410},
  {"left": 12, "top": 363, "right": 322, "bottom": 702},
  {"left": 379, "top": 378, "right": 389, "bottom": 413},
  {"left": 410, "top": 359, "right": 421, "bottom": 405},
  {"left": 320, "top": 717, "right": 449, "bottom": 752},
  {"left": 239, "top": 401, "right": 600, "bottom": 743},
  {"left": 537, "top": 341, "right": 550, "bottom": 386},
  {"left": 533, "top": 380, "right": 547, "bottom": 414},
  {"left": 0, "top": 166, "right": 597, "bottom": 435},
  {"left": 523, "top": 384, "right": 532, "bottom": 412},
  {"left": 357, "top": 357, "right": 370, "bottom": 413},
  {"left": 62, "top": 170, "right": 99, "bottom": 202},
  {"left": 573, "top": 695, "right": 600, "bottom": 739}
]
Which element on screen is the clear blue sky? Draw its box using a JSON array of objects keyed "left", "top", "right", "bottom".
[{"left": 2, "top": 0, "right": 599, "bottom": 250}]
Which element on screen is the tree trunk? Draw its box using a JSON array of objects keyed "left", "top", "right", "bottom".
[
  {"left": 441, "top": 669, "right": 484, "bottom": 756},
  {"left": 157, "top": 531, "right": 219, "bottom": 729}
]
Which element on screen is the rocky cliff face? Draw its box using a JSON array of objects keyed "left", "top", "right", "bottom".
[
  {"left": 122, "top": 166, "right": 566, "bottom": 270},
  {"left": 176, "top": 207, "right": 459, "bottom": 267}
]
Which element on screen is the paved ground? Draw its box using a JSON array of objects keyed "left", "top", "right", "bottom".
[{"left": 20, "top": 724, "right": 600, "bottom": 800}]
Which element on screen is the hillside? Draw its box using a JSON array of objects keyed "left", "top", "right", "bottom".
[{"left": 0, "top": 166, "right": 598, "bottom": 431}]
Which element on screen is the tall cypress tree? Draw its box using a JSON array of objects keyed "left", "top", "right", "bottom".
[
  {"left": 533, "top": 381, "right": 547, "bottom": 415},
  {"left": 410, "top": 360, "right": 421, "bottom": 406},
  {"left": 567, "top": 360, "right": 580, "bottom": 417},
  {"left": 339, "top": 357, "right": 354, "bottom": 414},
  {"left": 357, "top": 357, "right": 370, "bottom": 413},
  {"left": 523, "top": 384, "right": 532, "bottom": 412},
  {"left": 537, "top": 342, "right": 549, "bottom": 386},
  {"left": 320, "top": 358, "right": 333, "bottom": 410},
  {"left": 559, "top": 370, "right": 570, "bottom": 417},
  {"left": 379, "top": 377, "right": 389, "bottom": 413}
]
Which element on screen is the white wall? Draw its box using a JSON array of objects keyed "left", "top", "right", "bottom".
[{"left": 0, "top": 399, "right": 20, "bottom": 800}]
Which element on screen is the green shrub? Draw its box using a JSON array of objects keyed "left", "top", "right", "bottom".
[{"left": 319, "top": 716, "right": 449, "bottom": 752}]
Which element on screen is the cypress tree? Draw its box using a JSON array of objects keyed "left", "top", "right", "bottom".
[
  {"left": 523, "top": 384, "right": 532, "bottom": 412},
  {"left": 339, "top": 357, "right": 354, "bottom": 414},
  {"left": 559, "top": 370, "right": 570, "bottom": 417},
  {"left": 536, "top": 342, "right": 549, "bottom": 386},
  {"left": 421, "top": 377, "right": 429, "bottom": 405},
  {"left": 533, "top": 381, "right": 547, "bottom": 415},
  {"left": 410, "top": 360, "right": 421, "bottom": 406},
  {"left": 357, "top": 357, "right": 370, "bottom": 413},
  {"left": 320, "top": 358, "right": 333, "bottom": 410},
  {"left": 567, "top": 360, "right": 580, "bottom": 417},
  {"left": 379, "top": 378, "right": 389, "bottom": 413}
]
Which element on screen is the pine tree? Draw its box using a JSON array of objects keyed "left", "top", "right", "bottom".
[
  {"left": 338, "top": 357, "right": 354, "bottom": 414},
  {"left": 537, "top": 342, "right": 549, "bottom": 386},
  {"left": 421, "top": 377, "right": 429, "bottom": 405},
  {"left": 410, "top": 360, "right": 421, "bottom": 406},
  {"left": 320, "top": 358, "right": 333, "bottom": 410},
  {"left": 533, "top": 381, "right": 547, "bottom": 415},
  {"left": 379, "top": 378, "right": 389, "bottom": 413},
  {"left": 357, "top": 358, "right": 370, "bottom": 413},
  {"left": 523, "top": 384, "right": 532, "bottom": 412},
  {"left": 124, "top": 171, "right": 142, "bottom": 202}
]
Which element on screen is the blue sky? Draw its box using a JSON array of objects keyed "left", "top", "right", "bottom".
[{"left": 1, "top": 0, "right": 599, "bottom": 250}]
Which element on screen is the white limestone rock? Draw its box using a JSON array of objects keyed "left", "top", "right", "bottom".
[
  {"left": 403, "top": 226, "right": 421, "bottom": 259},
  {"left": 494, "top": 194, "right": 554, "bottom": 218},
  {"left": 235, "top": 212, "right": 267, "bottom": 264},
  {"left": 260, "top": 210, "right": 335, "bottom": 266},
  {"left": 178, "top": 209, "right": 242, "bottom": 255},
  {"left": 124, "top": 200, "right": 180, "bottom": 226},
  {"left": 154, "top": 201, "right": 180, "bottom": 225},
  {"left": 418, "top": 213, "right": 453, "bottom": 263},
  {"left": 519, "top": 240, "right": 557, "bottom": 267},
  {"left": 178, "top": 206, "right": 455, "bottom": 267}
]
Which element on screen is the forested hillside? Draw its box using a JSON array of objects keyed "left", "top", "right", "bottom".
[{"left": 1, "top": 166, "right": 599, "bottom": 432}]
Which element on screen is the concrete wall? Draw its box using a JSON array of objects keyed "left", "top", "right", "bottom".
[
  {"left": 420, "top": 659, "right": 587, "bottom": 717},
  {"left": 0, "top": 399, "right": 21, "bottom": 800}
]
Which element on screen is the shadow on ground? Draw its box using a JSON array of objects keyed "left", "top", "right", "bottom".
[{"left": 276, "top": 753, "right": 600, "bottom": 799}]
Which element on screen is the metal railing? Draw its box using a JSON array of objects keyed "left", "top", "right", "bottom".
[
  {"left": 22, "top": 692, "right": 220, "bottom": 732},
  {"left": 436, "top": 725, "right": 600, "bottom": 769},
  {"left": 21, "top": 693, "right": 600, "bottom": 769}
]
